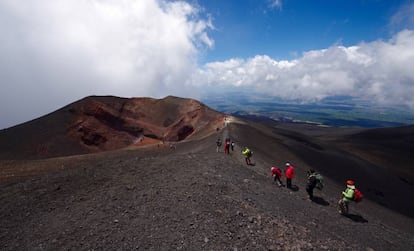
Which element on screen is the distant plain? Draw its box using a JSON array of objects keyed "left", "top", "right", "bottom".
[{"left": 202, "top": 92, "right": 414, "bottom": 127}]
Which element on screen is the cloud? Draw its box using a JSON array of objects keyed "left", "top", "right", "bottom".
[
  {"left": 269, "top": 0, "right": 283, "bottom": 10},
  {"left": 1, "top": 0, "right": 414, "bottom": 130},
  {"left": 0, "top": 0, "right": 213, "bottom": 129},
  {"left": 196, "top": 29, "right": 414, "bottom": 108}
]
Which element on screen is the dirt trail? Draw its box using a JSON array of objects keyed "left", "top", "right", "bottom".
[{"left": 1, "top": 122, "right": 413, "bottom": 250}]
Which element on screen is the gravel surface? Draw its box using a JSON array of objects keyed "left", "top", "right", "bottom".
[{"left": 1, "top": 121, "right": 413, "bottom": 250}]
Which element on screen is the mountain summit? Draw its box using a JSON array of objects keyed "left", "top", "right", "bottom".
[{"left": 0, "top": 96, "right": 224, "bottom": 159}]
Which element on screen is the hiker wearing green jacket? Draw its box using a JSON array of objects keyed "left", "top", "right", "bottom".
[
  {"left": 338, "top": 180, "right": 356, "bottom": 214},
  {"left": 342, "top": 180, "right": 355, "bottom": 202},
  {"left": 241, "top": 147, "right": 252, "bottom": 165}
]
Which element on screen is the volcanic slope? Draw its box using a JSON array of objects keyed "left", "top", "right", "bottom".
[
  {"left": 0, "top": 95, "right": 224, "bottom": 160},
  {"left": 1, "top": 118, "right": 413, "bottom": 250},
  {"left": 270, "top": 122, "right": 414, "bottom": 220}
]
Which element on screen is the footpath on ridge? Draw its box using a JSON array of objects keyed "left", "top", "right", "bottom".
[{"left": 0, "top": 118, "right": 413, "bottom": 250}]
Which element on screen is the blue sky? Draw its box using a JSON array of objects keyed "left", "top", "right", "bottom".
[
  {"left": 1, "top": 0, "right": 414, "bottom": 129},
  {"left": 198, "top": 0, "right": 408, "bottom": 61}
]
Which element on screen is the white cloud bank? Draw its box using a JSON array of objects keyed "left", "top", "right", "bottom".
[
  {"left": 0, "top": 0, "right": 213, "bottom": 128},
  {"left": 197, "top": 29, "right": 414, "bottom": 108},
  {"left": 1, "top": 0, "right": 414, "bottom": 129}
]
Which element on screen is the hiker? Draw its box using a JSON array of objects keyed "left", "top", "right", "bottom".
[
  {"left": 306, "top": 169, "right": 323, "bottom": 200},
  {"left": 216, "top": 138, "right": 222, "bottom": 152},
  {"left": 338, "top": 180, "right": 362, "bottom": 215},
  {"left": 231, "top": 141, "right": 235, "bottom": 151},
  {"left": 241, "top": 147, "right": 253, "bottom": 165},
  {"left": 285, "top": 162, "right": 295, "bottom": 188},
  {"left": 224, "top": 140, "right": 230, "bottom": 154},
  {"left": 271, "top": 166, "right": 283, "bottom": 187}
]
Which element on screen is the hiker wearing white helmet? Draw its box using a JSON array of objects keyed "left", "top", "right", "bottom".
[{"left": 285, "top": 162, "right": 295, "bottom": 189}]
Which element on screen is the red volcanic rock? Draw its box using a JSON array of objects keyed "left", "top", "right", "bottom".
[
  {"left": 0, "top": 96, "right": 225, "bottom": 159},
  {"left": 68, "top": 96, "right": 225, "bottom": 152}
]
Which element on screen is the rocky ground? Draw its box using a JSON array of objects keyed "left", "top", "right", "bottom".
[{"left": 1, "top": 119, "right": 413, "bottom": 250}]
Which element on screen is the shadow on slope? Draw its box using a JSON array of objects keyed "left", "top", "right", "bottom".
[
  {"left": 345, "top": 214, "right": 369, "bottom": 223},
  {"left": 311, "top": 196, "right": 330, "bottom": 206}
]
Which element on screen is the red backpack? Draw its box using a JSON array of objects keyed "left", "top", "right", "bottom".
[{"left": 353, "top": 188, "right": 363, "bottom": 202}]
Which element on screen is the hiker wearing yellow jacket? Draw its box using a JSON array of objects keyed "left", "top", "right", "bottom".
[{"left": 241, "top": 147, "right": 252, "bottom": 165}]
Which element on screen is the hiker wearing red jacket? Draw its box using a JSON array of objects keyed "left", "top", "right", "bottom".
[
  {"left": 224, "top": 140, "right": 230, "bottom": 154},
  {"left": 285, "top": 162, "right": 295, "bottom": 189},
  {"left": 271, "top": 166, "right": 283, "bottom": 187}
]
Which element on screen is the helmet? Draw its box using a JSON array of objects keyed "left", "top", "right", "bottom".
[{"left": 346, "top": 180, "right": 355, "bottom": 186}]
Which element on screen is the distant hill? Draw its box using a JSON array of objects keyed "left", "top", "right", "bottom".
[{"left": 0, "top": 96, "right": 224, "bottom": 159}]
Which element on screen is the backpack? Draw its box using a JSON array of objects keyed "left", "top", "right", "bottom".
[
  {"left": 353, "top": 188, "right": 363, "bottom": 202},
  {"left": 314, "top": 173, "right": 324, "bottom": 190}
]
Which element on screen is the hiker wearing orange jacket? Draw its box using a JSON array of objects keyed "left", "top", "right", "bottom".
[{"left": 285, "top": 162, "right": 295, "bottom": 189}]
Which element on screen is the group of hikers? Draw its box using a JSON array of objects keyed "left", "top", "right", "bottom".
[
  {"left": 216, "top": 138, "right": 235, "bottom": 154},
  {"left": 242, "top": 146, "right": 362, "bottom": 215},
  {"left": 270, "top": 163, "right": 294, "bottom": 188},
  {"left": 270, "top": 162, "right": 363, "bottom": 215},
  {"left": 216, "top": 138, "right": 363, "bottom": 215},
  {"left": 217, "top": 139, "right": 253, "bottom": 165}
]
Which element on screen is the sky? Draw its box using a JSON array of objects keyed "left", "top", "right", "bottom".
[{"left": 1, "top": 0, "right": 414, "bottom": 129}]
